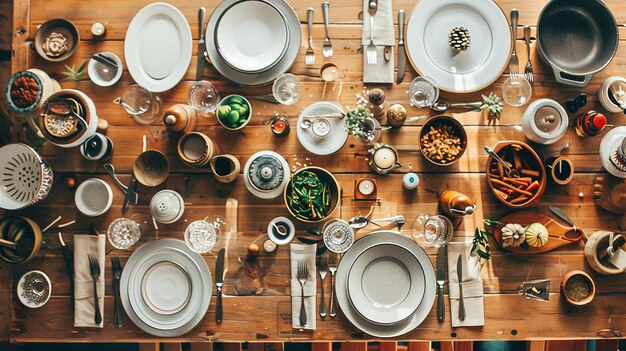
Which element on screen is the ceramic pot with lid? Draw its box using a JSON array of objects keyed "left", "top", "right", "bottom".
[
  {"left": 243, "top": 150, "right": 290, "bottom": 199},
  {"left": 522, "top": 98, "right": 568, "bottom": 145},
  {"left": 599, "top": 126, "right": 626, "bottom": 178},
  {"left": 368, "top": 143, "right": 402, "bottom": 175}
]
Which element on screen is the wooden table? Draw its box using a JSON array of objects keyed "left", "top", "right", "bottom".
[{"left": 4, "top": 0, "right": 626, "bottom": 343}]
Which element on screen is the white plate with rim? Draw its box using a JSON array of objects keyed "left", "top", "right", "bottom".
[
  {"left": 336, "top": 231, "right": 436, "bottom": 338},
  {"left": 125, "top": 2, "right": 192, "bottom": 92},
  {"left": 121, "top": 239, "right": 211, "bottom": 337},
  {"left": 216, "top": 0, "right": 289, "bottom": 73},
  {"left": 347, "top": 243, "right": 426, "bottom": 325},
  {"left": 141, "top": 261, "right": 192, "bottom": 316},
  {"left": 405, "top": 0, "right": 511, "bottom": 93},
  {"left": 206, "top": 0, "right": 300, "bottom": 86},
  {"left": 296, "top": 102, "right": 348, "bottom": 156}
]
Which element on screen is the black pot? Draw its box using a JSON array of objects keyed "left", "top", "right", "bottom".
[{"left": 537, "top": 0, "right": 618, "bottom": 87}]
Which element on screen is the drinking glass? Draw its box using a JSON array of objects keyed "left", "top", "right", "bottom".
[
  {"left": 188, "top": 80, "right": 220, "bottom": 116},
  {"left": 184, "top": 216, "right": 228, "bottom": 253},
  {"left": 115, "top": 84, "right": 163, "bottom": 124},
  {"left": 502, "top": 76, "right": 532, "bottom": 107},
  {"left": 107, "top": 217, "right": 142, "bottom": 249},
  {"left": 411, "top": 213, "right": 453, "bottom": 248},
  {"left": 408, "top": 76, "right": 439, "bottom": 108},
  {"left": 272, "top": 73, "right": 301, "bottom": 105}
]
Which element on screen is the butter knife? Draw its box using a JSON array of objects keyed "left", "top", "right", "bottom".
[
  {"left": 215, "top": 248, "right": 225, "bottom": 323},
  {"left": 122, "top": 175, "right": 138, "bottom": 214},
  {"left": 396, "top": 9, "right": 406, "bottom": 83},
  {"left": 436, "top": 247, "right": 447, "bottom": 322},
  {"left": 196, "top": 7, "right": 207, "bottom": 81},
  {"left": 456, "top": 255, "right": 466, "bottom": 321}
]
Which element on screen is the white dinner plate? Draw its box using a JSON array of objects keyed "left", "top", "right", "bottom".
[
  {"left": 141, "top": 261, "right": 192, "bottom": 316},
  {"left": 296, "top": 102, "right": 348, "bottom": 156},
  {"left": 347, "top": 243, "right": 426, "bottom": 325},
  {"left": 405, "top": 0, "right": 511, "bottom": 93},
  {"left": 125, "top": 2, "right": 192, "bottom": 92},
  {"left": 336, "top": 231, "right": 436, "bottom": 338},
  {"left": 216, "top": 0, "right": 289, "bottom": 72},
  {"left": 121, "top": 239, "right": 212, "bottom": 337},
  {"left": 206, "top": 0, "right": 300, "bottom": 86}
]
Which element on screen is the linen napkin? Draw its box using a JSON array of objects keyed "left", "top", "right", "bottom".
[
  {"left": 290, "top": 243, "right": 316, "bottom": 330},
  {"left": 74, "top": 234, "right": 105, "bottom": 328},
  {"left": 362, "top": 0, "right": 395, "bottom": 83},
  {"left": 447, "top": 241, "right": 484, "bottom": 327}
]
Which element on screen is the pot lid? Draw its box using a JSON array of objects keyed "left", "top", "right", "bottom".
[
  {"left": 534, "top": 105, "right": 562, "bottom": 134},
  {"left": 243, "top": 150, "right": 290, "bottom": 199},
  {"left": 150, "top": 190, "right": 185, "bottom": 224}
]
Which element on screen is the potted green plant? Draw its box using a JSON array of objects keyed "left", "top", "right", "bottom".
[{"left": 344, "top": 105, "right": 380, "bottom": 144}]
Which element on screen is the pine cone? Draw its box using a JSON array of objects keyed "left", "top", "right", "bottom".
[{"left": 448, "top": 26, "right": 470, "bottom": 51}]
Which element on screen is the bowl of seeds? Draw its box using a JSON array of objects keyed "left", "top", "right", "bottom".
[
  {"left": 284, "top": 167, "right": 340, "bottom": 223},
  {"left": 560, "top": 270, "right": 595, "bottom": 306},
  {"left": 419, "top": 115, "right": 467, "bottom": 166}
]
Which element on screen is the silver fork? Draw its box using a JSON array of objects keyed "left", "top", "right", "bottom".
[
  {"left": 317, "top": 255, "right": 328, "bottom": 318},
  {"left": 523, "top": 25, "right": 534, "bottom": 83},
  {"left": 327, "top": 252, "right": 339, "bottom": 317},
  {"left": 87, "top": 254, "right": 102, "bottom": 325},
  {"left": 297, "top": 260, "right": 308, "bottom": 326},
  {"left": 508, "top": 9, "right": 519, "bottom": 84},
  {"left": 321, "top": 2, "right": 333, "bottom": 58},
  {"left": 305, "top": 8, "right": 315, "bottom": 65},
  {"left": 366, "top": 15, "right": 377, "bottom": 65}
]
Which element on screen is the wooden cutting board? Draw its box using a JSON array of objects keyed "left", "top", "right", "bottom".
[{"left": 493, "top": 212, "right": 585, "bottom": 254}]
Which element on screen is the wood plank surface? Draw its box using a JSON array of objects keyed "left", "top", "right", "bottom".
[{"left": 6, "top": 0, "right": 626, "bottom": 344}]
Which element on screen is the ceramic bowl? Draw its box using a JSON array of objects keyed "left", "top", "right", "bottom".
[
  {"left": 0, "top": 215, "right": 42, "bottom": 264},
  {"left": 88, "top": 52, "right": 123, "bottom": 87},
  {"left": 34, "top": 18, "right": 79, "bottom": 62},
  {"left": 38, "top": 89, "right": 99, "bottom": 148},
  {"left": 177, "top": 132, "right": 216, "bottom": 168},
  {"left": 74, "top": 178, "right": 113, "bottom": 217},
  {"left": 134, "top": 150, "right": 169, "bottom": 187},
  {"left": 283, "top": 167, "right": 340, "bottom": 223},
  {"left": 560, "top": 270, "right": 596, "bottom": 306},
  {"left": 419, "top": 115, "right": 467, "bottom": 166},
  {"left": 216, "top": 95, "right": 252, "bottom": 130}
]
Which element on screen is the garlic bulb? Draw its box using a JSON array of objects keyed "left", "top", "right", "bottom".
[
  {"left": 525, "top": 223, "right": 549, "bottom": 247},
  {"left": 501, "top": 223, "right": 525, "bottom": 247}
]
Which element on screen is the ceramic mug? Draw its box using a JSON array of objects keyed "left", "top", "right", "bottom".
[
  {"left": 209, "top": 154, "right": 240, "bottom": 183},
  {"left": 177, "top": 132, "right": 216, "bottom": 167},
  {"left": 310, "top": 118, "right": 332, "bottom": 139},
  {"left": 74, "top": 178, "right": 113, "bottom": 217}
]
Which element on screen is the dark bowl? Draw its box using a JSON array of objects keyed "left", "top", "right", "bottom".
[{"left": 34, "top": 18, "right": 80, "bottom": 62}]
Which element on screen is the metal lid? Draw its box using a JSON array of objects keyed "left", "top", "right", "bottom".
[{"left": 243, "top": 150, "right": 290, "bottom": 199}]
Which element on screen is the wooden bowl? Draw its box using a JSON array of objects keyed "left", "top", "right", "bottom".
[
  {"left": 133, "top": 150, "right": 169, "bottom": 187},
  {"left": 284, "top": 167, "right": 340, "bottom": 223},
  {"left": 485, "top": 141, "right": 546, "bottom": 208},
  {"left": 560, "top": 270, "right": 596, "bottom": 306},
  {"left": 0, "top": 216, "right": 42, "bottom": 264},
  {"left": 419, "top": 115, "right": 467, "bottom": 166},
  {"left": 34, "top": 18, "right": 79, "bottom": 62}
]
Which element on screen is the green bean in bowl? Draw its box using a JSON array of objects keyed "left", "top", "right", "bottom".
[{"left": 284, "top": 167, "right": 340, "bottom": 223}]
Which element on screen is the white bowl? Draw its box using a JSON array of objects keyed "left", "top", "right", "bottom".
[
  {"left": 88, "top": 52, "right": 123, "bottom": 87},
  {"left": 150, "top": 190, "right": 185, "bottom": 224},
  {"left": 75, "top": 178, "right": 113, "bottom": 217}
]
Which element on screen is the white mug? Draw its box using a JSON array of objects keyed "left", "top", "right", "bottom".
[{"left": 74, "top": 178, "right": 113, "bottom": 217}]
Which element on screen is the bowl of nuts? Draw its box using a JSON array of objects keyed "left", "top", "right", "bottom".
[{"left": 419, "top": 115, "right": 467, "bottom": 166}]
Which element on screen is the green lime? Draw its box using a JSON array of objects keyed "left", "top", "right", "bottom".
[
  {"left": 238, "top": 104, "right": 248, "bottom": 116},
  {"left": 227, "top": 110, "right": 240, "bottom": 124},
  {"left": 229, "top": 103, "right": 242, "bottom": 111},
  {"left": 218, "top": 105, "right": 231, "bottom": 119},
  {"left": 229, "top": 96, "right": 244, "bottom": 105}
]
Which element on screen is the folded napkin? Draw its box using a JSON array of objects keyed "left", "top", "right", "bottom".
[
  {"left": 290, "top": 243, "right": 317, "bottom": 330},
  {"left": 362, "top": 0, "right": 394, "bottom": 83},
  {"left": 447, "top": 241, "right": 484, "bottom": 327},
  {"left": 74, "top": 234, "right": 105, "bottom": 328}
]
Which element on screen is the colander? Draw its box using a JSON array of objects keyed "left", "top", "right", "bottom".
[{"left": 0, "top": 143, "right": 53, "bottom": 210}]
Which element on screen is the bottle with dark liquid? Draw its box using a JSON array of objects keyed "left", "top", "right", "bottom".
[{"left": 575, "top": 110, "right": 606, "bottom": 137}]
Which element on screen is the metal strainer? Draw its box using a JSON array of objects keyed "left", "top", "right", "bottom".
[{"left": 0, "top": 143, "right": 53, "bottom": 210}]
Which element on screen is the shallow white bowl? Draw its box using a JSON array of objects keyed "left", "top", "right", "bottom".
[{"left": 75, "top": 178, "right": 113, "bottom": 217}]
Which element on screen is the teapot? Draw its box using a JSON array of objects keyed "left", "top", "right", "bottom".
[{"left": 368, "top": 143, "right": 402, "bottom": 175}]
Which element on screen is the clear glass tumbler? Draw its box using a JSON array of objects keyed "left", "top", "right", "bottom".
[
  {"left": 272, "top": 73, "right": 301, "bottom": 105},
  {"left": 115, "top": 84, "right": 163, "bottom": 124},
  {"left": 411, "top": 213, "right": 453, "bottom": 248},
  {"left": 188, "top": 80, "right": 220, "bottom": 116},
  {"left": 408, "top": 76, "right": 439, "bottom": 108},
  {"left": 107, "top": 217, "right": 142, "bottom": 249},
  {"left": 184, "top": 216, "right": 228, "bottom": 253}
]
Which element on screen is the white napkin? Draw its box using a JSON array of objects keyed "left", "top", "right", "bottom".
[
  {"left": 447, "top": 241, "right": 484, "bottom": 327},
  {"left": 362, "top": 0, "right": 395, "bottom": 83},
  {"left": 74, "top": 234, "right": 105, "bottom": 328},
  {"left": 290, "top": 243, "right": 316, "bottom": 330}
]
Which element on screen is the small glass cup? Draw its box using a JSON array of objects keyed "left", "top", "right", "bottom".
[
  {"left": 107, "top": 217, "right": 142, "bottom": 249},
  {"left": 188, "top": 80, "right": 220, "bottom": 116},
  {"left": 114, "top": 84, "right": 163, "bottom": 124},
  {"left": 272, "top": 73, "right": 301, "bottom": 105},
  {"left": 184, "top": 216, "right": 227, "bottom": 253},
  {"left": 408, "top": 76, "right": 439, "bottom": 108},
  {"left": 502, "top": 75, "right": 532, "bottom": 107},
  {"left": 411, "top": 213, "right": 453, "bottom": 248}
]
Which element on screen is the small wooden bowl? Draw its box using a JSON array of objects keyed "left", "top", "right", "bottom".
[
  {"left": 0, "top": 216, "right": 42, "bottom": 264},
  {"left": 560, "top": 270, "right": 596, "bottom": 306},
  {"left": 133, "top": 150, "right": 169, "bottom": 187},
  {"left": 419, "top": 115, "right": 467, "bottom": 166},
  {"left": 34, "top": 18, "right": 79, "bottom": 62},
  {"left": 485, "top": 141, "right": 546, "bottom": 208},
  {"left": 284, "top": 167, "right": 340, "bottom": 223}
]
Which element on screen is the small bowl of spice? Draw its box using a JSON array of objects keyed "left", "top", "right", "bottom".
[
  {"left": 34, "top": 18, "right": 79, "bottom": 62},
  {"left": 419, "top": 115, "right": 467, "bottom": 166},
  {"left": 560, "top": 270, "right": 596, "bottom": 306},
  {"left": 6, "top": 71, "right": 43, "bottom": 113}
]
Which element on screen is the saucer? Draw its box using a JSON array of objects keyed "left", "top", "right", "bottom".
[{"left": 296, "top": 102, "right": 348, "bottom": 156}]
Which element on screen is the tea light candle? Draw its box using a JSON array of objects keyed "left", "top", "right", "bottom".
[
  {"left": 271, "top": 116, "right": 289, "bottom": 136},
  {"left": 91, "top": 22, "right": 106, "bottom": 37},
  {"left": 374, "top": 147, "right": 397, "bottom": 169},
  {"left": 357, "top": 179, "right": 376, "bottom": 196}
]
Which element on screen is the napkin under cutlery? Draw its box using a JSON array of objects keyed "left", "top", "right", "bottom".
[
  {"left": 362, "top": 0, "right": 394, "bottom": 83},
  {"left": 447, "top": 241, "right": 484, "bottom": 327},
  {"left": 74, "top": 234, "right": 105, "bottom": 328},
  {"left": 290, "top": 243, "right": 316, "bottom": 330}
]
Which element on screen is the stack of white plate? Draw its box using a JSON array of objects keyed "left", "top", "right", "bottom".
[
  {"left": 206, "top": 0, "right": 301, "bottom": 86},
  {"left": 121, "top": 239, "right": 212, "bottom": 337},
  {"left": 336, "top": 231, "right": 436, "bottom": 338}
]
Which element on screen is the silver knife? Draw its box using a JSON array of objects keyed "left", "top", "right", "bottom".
[
  {"left": 396, "top": 9, "right": 406, "bottom": 83},
  {"left": 436, "top": 247, "right": 447, "bottom": 322},
  {"left": 196, "top": 7, "right": 207, "bottom": 81},
  {"left": 456, "top": 255, "right": 466, "bottom": 321},
  {"left": 103, "top": 164, "right": 139, "bottom": 206},
  {"left": 549, "top": 206, "right": 576, "bottom": 228},
  {"left": 122, "top": 175, "right": 138, "bottom": 214},
  {"left": 215, "top": 248, "right": 225, "bottom": 323}
]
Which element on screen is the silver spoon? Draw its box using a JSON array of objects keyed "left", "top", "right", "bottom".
[
  {"left": 348, "top": 216, "right": 370, "bottom": 230},
  {"left": 431, "top": 100, "right": 483, "bottom": 112}
]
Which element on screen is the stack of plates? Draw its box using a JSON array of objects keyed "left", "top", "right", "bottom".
[
  {"left": 336, "top": 231, "right": 436, "bottom": 338},
  {"left": 121, "top": 239, "right": 211, "bottom": 337},
  {"left": 206, "top": 0, "right": 301, "bottom": 86}
]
